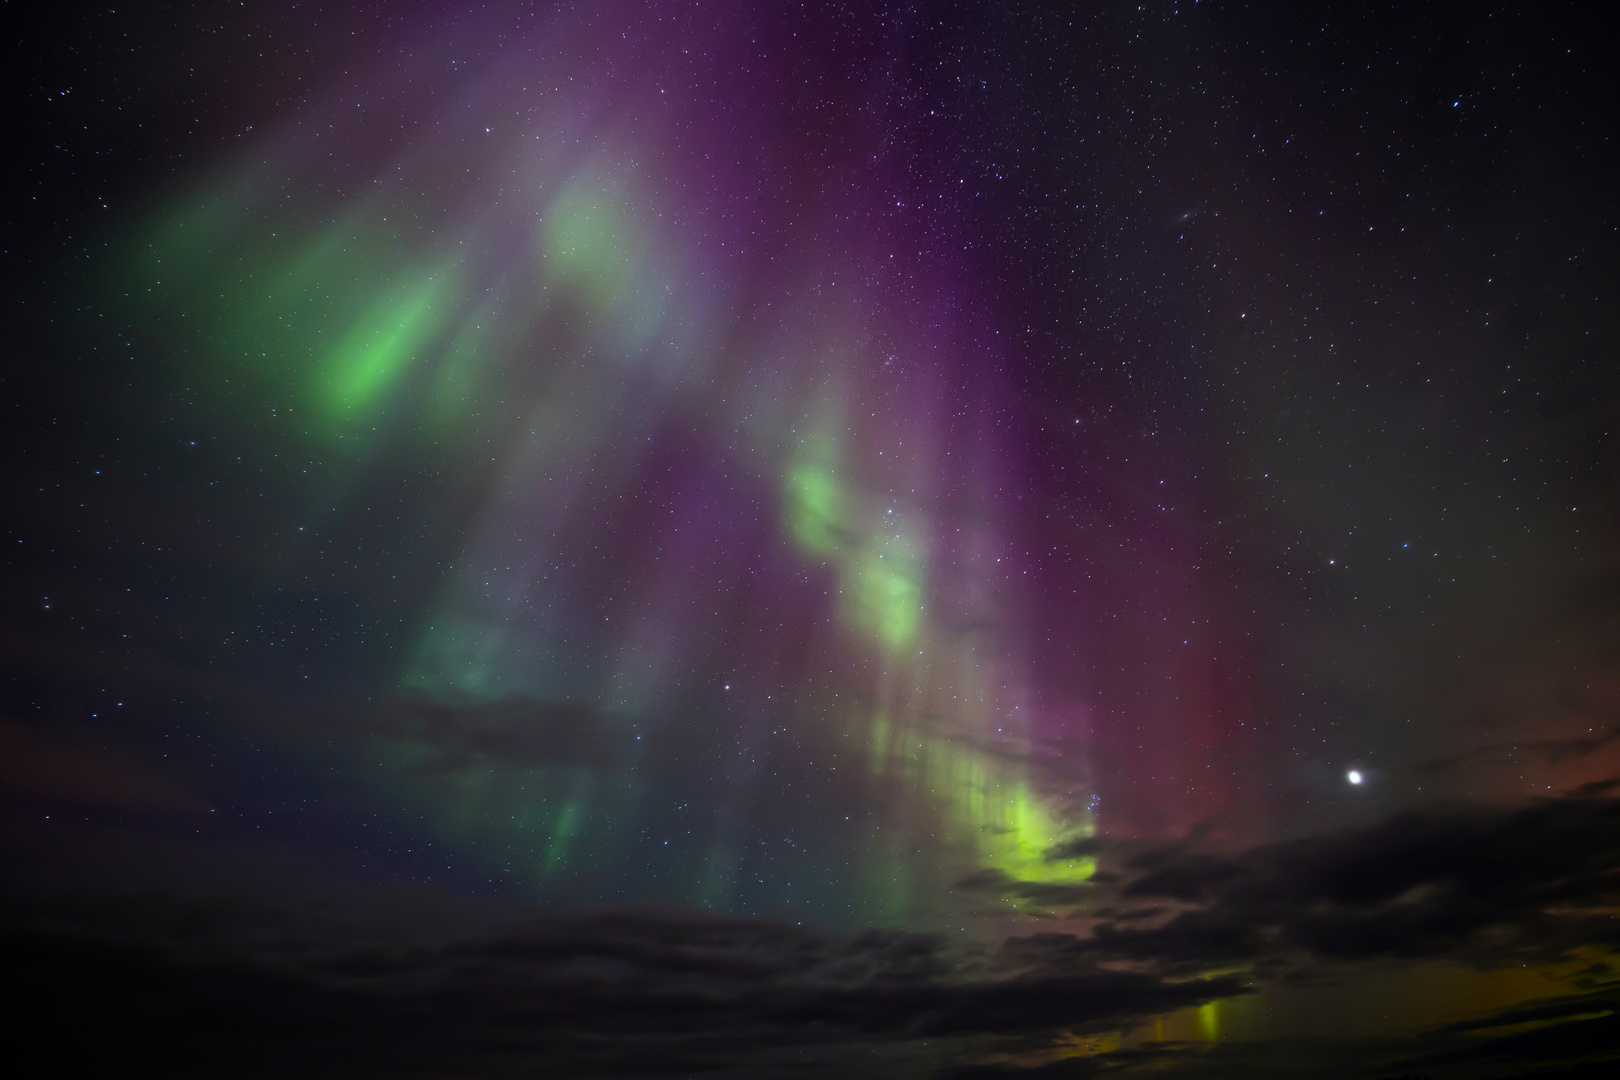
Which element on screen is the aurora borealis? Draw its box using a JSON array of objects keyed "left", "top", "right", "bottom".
[{"left": 7, "top": 3, "right": 1620, "bottom": 1077}]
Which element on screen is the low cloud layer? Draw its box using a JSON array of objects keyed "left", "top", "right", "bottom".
[
  {"left": 373, "top": 693, "right": 638, "bottom": 774},
  {"left": 1089, "top": 778, "right": 1620, "bottom": 974},
  {"left": 9, "top": 785, "right": 1620, "bottom": 1077},
  {"left": 5, "top": 896, "right": 1240, "bottom": 1078}
]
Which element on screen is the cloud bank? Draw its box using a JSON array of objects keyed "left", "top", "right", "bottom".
[{"left": 9, "top": 785, "right": 1618, "bottom": 1077}]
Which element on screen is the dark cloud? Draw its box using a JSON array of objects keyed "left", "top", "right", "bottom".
[
  {"left": 1414, "top": 731, "right": 1620, "bottom": 777},
  {"left": 954, "top": 868, "right": 1103, "bottom": 910},
  {"left": 955, "top": 1038, "right": 1620, "bottom": 1080},
  {"left": 4, "top": 893, "right": 1242, "bottom": 1078},
  {"left": 1423, "top": 989, "right": 1620, "bottom": 1036},
  {"left": 1573, "top": 777, "right": 1620, "bottom": 798},
  {"left": 1397, "top": 1009, "right": 1620, "bottom": 1073},
  {"left": 372, "top": 694, "right": 635, "bottom": 774},
  {"left": 0, "top": 720, "right": 210, "bottom": 813},
  {"left": 1, "top": 623, "right": 641, "bottom": 780},
  {"left": 1041, "top": 836, "right": 1107, "bottom": 862},
  {"left": 945, "top": 1042, "right": 1196, "bottom": 1079},
  {"left": 10, "top": 787, "right": 1620, "bottom": 1076},
  {"left": 1026, "top": 784, "right": 1620, "bottom": 975},
  {"left": 954, "top": 788, "right": 1620, "bottom": 1075}
]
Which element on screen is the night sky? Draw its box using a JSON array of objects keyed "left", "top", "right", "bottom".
[{"left": 6, "top": 3, "right": 1620, "bottom": 1077}]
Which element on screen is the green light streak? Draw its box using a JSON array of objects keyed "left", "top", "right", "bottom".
[
  {"left": 782, "top": 444, "right": 924, "bottom": 653},
  {"left": 779, "top": 425, "right": 1100, "bottom": 918},
  {"left": 103, "top": 182, "right": 526, "bottom": 450},
  {"left": 784, "top": 460, "right": 846, "bottom": 556},
  {"left": 862, "top": 707, "right": 1095, "bottom": 914},
  {"left": 317, "top": 267, "right": 456, "bottom": 419},
  {"left": 545, "top": 800, "right": 582, "bottom": 873},
  {"left": 849, "top": 539, "right": 923, "bottom": 649}
]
